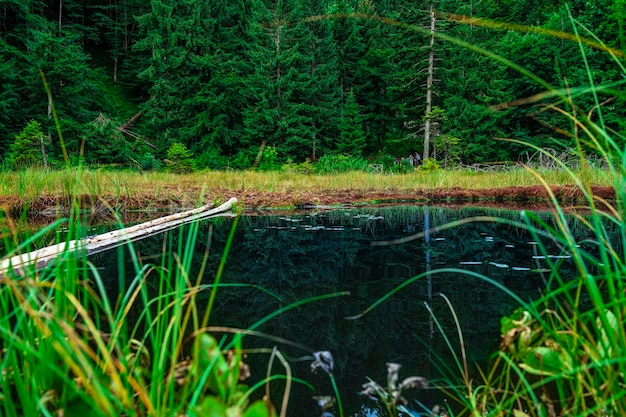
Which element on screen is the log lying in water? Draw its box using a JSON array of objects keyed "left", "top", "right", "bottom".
[{"left": 0, "top": 197, "right": 238, "bottom": 278}]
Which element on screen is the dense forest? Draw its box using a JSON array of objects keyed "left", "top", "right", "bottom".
[{"left": 0, "top": 0, "right": 624, "bottom": 170}]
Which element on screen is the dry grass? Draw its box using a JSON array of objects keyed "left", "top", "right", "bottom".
[{"left": 0, "top": 167, "right": 610, "bottom": 203}]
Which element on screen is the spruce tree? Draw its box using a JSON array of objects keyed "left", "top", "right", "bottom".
[
  {"left": 8, "top": 120, "right": 49, "bottom": 169},
  {"left": 134, "top": 0, "right": 217, "bottom": 154},
  {"left": 197, "top": 0, "right": 252, "bottom": 159},
  {"left": 165, "top": 142, "right": 195, "bottom": 174},
  {"left": 337, "top": 90, "right": 366, "bottom": 156},
  {"left": 242, "top": 0, "right": 328, "bottom": 162}
]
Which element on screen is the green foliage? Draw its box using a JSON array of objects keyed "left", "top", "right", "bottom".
[
  {"left": 434, "top": 134, "right": 462, "bottom": 168},
  {"left": 196, "top": 147, "right": 230, "bottom": 171},
  {"left": 229, "top": 148, "right": 255, "bottom": 170},
  {"left": 281, "top": 158, "right": 315, "bottom": 174},
  {"left": 315, "top": 154, "right": 368, "bottom": 174},
  {"left": 8, "top": 120, "right": 48, "bottom": 169},
  {"left": 337, "top": 90, "right": 367, "bottom": 156},
  {"left": 258, "top": 146, "right": 282, "bottom": 171},
  {"left": 137, "top": 152, "right": 161, "bottom": 171},
  {"left": 165, "top": 142, "right": 195, "bottom": 174},
  {"left": 418, "top": 158, "right": 440, "bottom": 172},
  {"left": 191, "top": 334, "right": 276, "bottom": 417},
  {"left": 1, "top": 0, "right": 623, "bottom": 168},
  {"left": 82, "top": 114, "right": 133, "bottom": 165},
  {"left": 390, "top": 159, "right": 413, "bottom": 174}
]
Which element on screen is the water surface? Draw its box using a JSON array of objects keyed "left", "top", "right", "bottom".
[{"left": 82, "top": 205, "right": 590, "bottom": 416}]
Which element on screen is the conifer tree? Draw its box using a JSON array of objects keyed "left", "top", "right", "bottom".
[
  {"left": 197, "top": 0, "right": 253, "bottom": 160},
  {"left": 242, "top": 0, "right": 330, "bottom": 162},
  {"left": 165, "top": 142, "right": 195, "bottom": 174},
  {"left": 8, "top": 120, "right": 49, "bottom": 169},
  {"left": 134, "top": 0, "right": 217, "bottom": 153},
  {"left": 337, "top": 90, "right": 366, "bottom": 156}
]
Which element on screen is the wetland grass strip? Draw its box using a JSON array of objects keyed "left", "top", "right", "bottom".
[{"left": 0, "top": 197, "right": 238, "bottom": 277}]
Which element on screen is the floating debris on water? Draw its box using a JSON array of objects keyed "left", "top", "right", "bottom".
[{"left": 279, "top": 217, "right": 302, "bottom": 222}]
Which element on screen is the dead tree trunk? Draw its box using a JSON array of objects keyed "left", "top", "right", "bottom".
[
  {"left": 1, "top": 198, "right": 238, "bottom": 278},
  {"left": 423, "top": 2, "right": 436, "bottom": 161}
]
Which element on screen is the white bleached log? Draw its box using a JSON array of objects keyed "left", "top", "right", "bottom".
[{"left": 1, "top": 197, "right": 238, "bottom": 278}]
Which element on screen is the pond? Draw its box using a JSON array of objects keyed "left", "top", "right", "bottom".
[{"left": 82, "top": 205, "right": 585, "bottom": 416}]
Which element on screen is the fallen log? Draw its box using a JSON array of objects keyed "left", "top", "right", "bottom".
[{"left": 0, "top": 197, "right": 238, "bottom": 278}]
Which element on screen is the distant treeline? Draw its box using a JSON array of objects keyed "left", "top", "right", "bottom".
[{"left": 0, "top": 0, "right": 624, "bottom": 170}]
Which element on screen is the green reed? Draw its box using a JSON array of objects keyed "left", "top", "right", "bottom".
[
  {"left": 352, "top": 20, "right": 625, "bottom": 417},
  {"left": 0, "top": 189, "right": 349, "bottom": 416}
]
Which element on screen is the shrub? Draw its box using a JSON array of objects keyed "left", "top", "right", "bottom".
[
  {"left": 258, "top": 146, "right": 282, "bottom": 171},
  {"left": 195, "top": 147, "right": 229, "bottom": 170},
  {"left": 419, "top": 158, "right": 440, "bottom": 172},
  {"left": 315, "top": 154, "right": 368, "bottom": 174},
  {"left": 138, "top": 152, "right": 162, "bottom": 171},
  {"left": 229, "top": 149, "right": 254, "bottom": 170},
  {"left": 390, "top": 159, "right": 414, "bottom": 174},
  {"left": 282, "top": 158, "right": 315, "bottom": 174}
]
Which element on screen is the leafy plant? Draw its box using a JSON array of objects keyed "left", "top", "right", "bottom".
[
  {"left": 281, "top": 158, "right": 315, "bottom": 174},
  {"left": 418, "top": 158, "right": 440, "bottom": 172},
  {"left": 258, "top": 146, "right": 282, "bottom": 171},
  {"left": 389, "top": 159, "right": 413, "bottom": 174},
  {"left": 360, "top": 362, "right": 428, "bottom": 417},
  {"left": 434, "top": 134, "right": 462, "bottom": 168},
  {"left": 195, "top": 147, "right": 229, "bottom": 171}
]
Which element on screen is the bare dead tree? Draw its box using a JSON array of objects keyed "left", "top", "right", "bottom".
[{"left": 423, "top": 1, "right": 436, "bottom": 160}]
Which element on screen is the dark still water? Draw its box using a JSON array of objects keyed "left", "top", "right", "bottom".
[{"left": 88, "top": 205, "right": 582, "bottom": 416}]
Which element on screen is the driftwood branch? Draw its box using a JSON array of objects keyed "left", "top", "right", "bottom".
[{"left": 1, "top": 197, "right": 239, "bottom": 278}]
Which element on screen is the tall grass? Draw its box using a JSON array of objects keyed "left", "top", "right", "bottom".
[
  {"left": 0, "top": 166, "right": 610, "bottom": 206},
  {"left": 0, "top": 184, "right": 350, "bottom": 416},
  {"left": 347, "top": 10, "right": 626, "bottom": 417},
  {"left": 452, "top": 11, "right": 626, "bottom": 416}
]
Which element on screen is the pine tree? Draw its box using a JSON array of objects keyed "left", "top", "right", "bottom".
[
  {"left": 0, "top": 38, "right": 20, "bottom": 160},
  {"left": 386, "top": 1, "right": 431, "bottom": 158},
  {"left": 242, "top": 0, "right": 330, "bottom": 162},
  {"left": 165, "top": 142, "right": 195, "bottom": 174},
  {"left": 337, "top": 90, "right": 366, "bottom": 156},
  {"left": 9, "top": 120, "right": 49, "bottom": 169},
  {"left": 134, "top": 0, "right": 217, "bottom": 154},
  {"left": 297, "top": 0, "right": 342, "bottom": 160},
  {"left": 195, "top": 0, "right": 252, "bottom": 160}
]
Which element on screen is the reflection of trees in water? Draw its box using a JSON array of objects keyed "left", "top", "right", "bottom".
[{"left": 90, "top": 206, "right": 603, "bottom": 416}]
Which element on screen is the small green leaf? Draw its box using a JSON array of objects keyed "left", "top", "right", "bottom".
[
  {"left": 195, "top": 396, "right": 227, "bottom": 416},
  {"left": 520, "top": 346, "right": 563, "bottom": 376},
  {"left": 193, "top": 334, "right": 231, "bottom": 401},
  {"left": 242, "top": 400, "right": 276, "bottom": 417}
]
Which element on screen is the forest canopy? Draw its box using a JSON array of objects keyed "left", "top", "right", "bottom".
[{"left": 0, "top": 0, "right": 624, "bottom": 170}]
